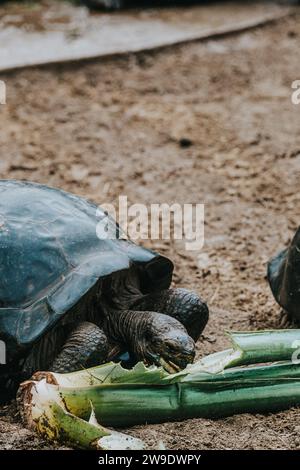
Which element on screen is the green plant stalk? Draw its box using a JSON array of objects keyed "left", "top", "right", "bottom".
[
  {"left": 59, "top": 377, "right": 300, "bottom": 427},
  {"left": 39, "top": 401, "right": 110, "bottom": 449},
  {"left": 19, "top": 328, "right": 300, "bottom": 444},
  {"left": 181, "top": 361, "right": 300, "bottom": 387},
  {"left": 48, "top": 361, "right": 170, "bottom": 388},
  {"left": 57, "top": 361, "right": 300, "bottom": 427},
  {"left": 18, "top": 378, "right": 146, "bottom": 449},
  {"left": 228, "top": 329, "right": 300, "bottom": 366},
  {"left": 46, "top": 402, "right": 146, "bottom": 449}
]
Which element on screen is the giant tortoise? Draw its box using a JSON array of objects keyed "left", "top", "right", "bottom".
[{"left": 0, "top": 180, "right": 208, "bottom": 396}]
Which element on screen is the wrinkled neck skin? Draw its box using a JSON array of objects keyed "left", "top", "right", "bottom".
[
  {"left": 101, "top": 267, "right": 150, "bottom": 356},
  {"left": 104, "top": 309, "right": 151, "bottom": 359}
]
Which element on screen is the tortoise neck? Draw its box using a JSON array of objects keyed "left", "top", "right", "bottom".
[{"left": 103, "top": 308, "right": 151, "bottom": 356}]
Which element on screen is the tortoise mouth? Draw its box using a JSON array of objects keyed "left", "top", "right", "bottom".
[
  {"left": 159, "top": 352, "right": 195, "bottom": 374},
  {"left": 147, "top": 351, "right": 195, "bottom": 374},
  {"left": 159, "top": 357, "right": 181, "bottom": 374}
]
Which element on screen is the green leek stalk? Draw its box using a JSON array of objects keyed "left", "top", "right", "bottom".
[
  {"left": 47, "top": 362, "right": 300, "bottom": 426},
  {"left": 192, "top": 329, "right": 300, "bottom": 373},
  {"left": 18, "top": 328, "right": 300, "bottom": 447},
  {"left": 227, "top": 329, "right": 300, "bottom": 365},
  {"left": 18, "top": 377, "right": 146, "bottom": 449},
  {"left": 20, "top": 360, "right": 300, "bottom": 429}
]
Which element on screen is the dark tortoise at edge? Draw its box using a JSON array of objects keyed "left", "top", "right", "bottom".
[
  {"left": 268, "top": 226, "right": 300, "bottom": 323},
  {"left": 0, "top": 180, "right": 208, "bottom": 396}
]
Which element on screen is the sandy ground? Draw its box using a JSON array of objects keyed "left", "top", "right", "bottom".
[{"left": 1, "top": 6, "right": 300, "bottom": 450}]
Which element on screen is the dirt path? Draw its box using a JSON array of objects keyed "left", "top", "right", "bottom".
[{"left": 1, "top": 9, "right": 300, "bottom": 450}]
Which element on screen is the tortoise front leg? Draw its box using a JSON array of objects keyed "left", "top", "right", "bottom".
[
  {"left": 132, "top": 288, "right": 209, "bottom": 342},
  {"left": 50, "top": 322, "right": 109, "bottom": 373}
]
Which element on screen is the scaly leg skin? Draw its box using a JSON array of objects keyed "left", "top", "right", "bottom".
[
  {"left": 132, "top": 288, "right": 209, "bottom": 341},
  {"left": 50, "top": 322, "right": 109, "bottom": 373}
]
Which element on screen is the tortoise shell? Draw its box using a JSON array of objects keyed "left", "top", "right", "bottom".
[{"left": 0, "top": 180, "right": 173, "bottom": 362}]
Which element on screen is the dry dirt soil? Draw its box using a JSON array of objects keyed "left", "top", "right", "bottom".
[{"left": 1, "top": 8, "right": 300, "bottom": 450}]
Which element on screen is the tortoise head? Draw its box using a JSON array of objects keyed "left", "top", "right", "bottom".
[{"left": 139, "top": 314, "right": 195, "bottom": 374}]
